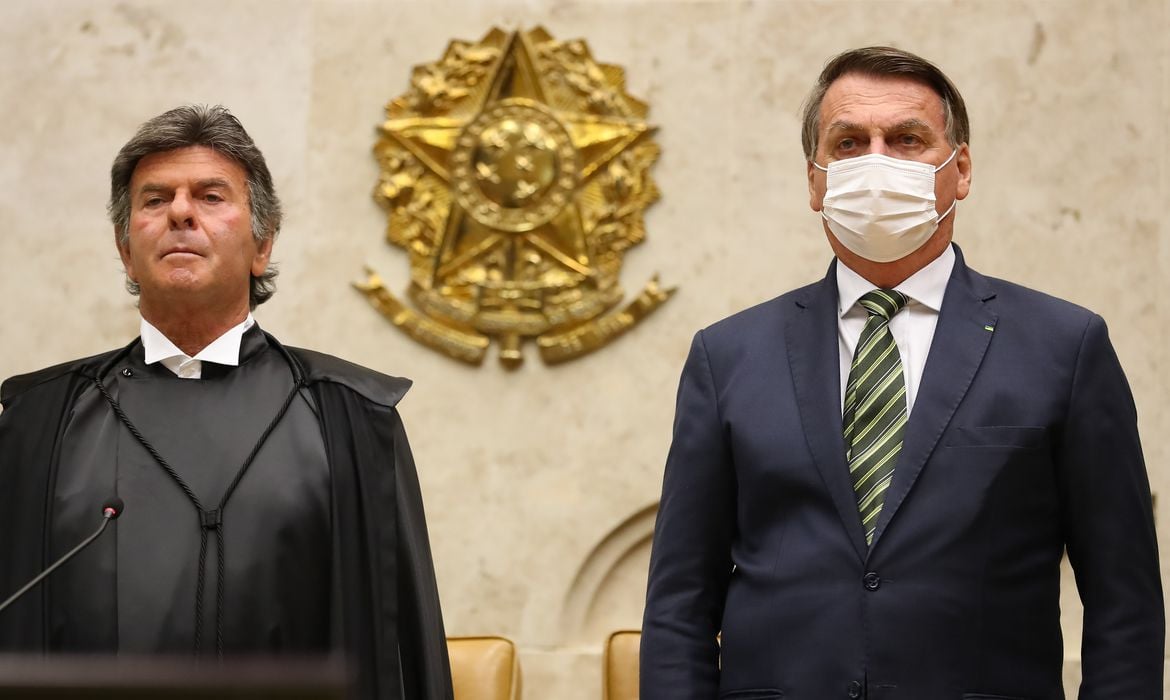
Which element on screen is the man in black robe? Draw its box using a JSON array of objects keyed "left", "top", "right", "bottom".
[{"left": 0, "top": 105, "right": 453, "bottom": 699}]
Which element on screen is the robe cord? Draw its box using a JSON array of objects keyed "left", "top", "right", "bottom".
[{"left": 93, "top": 375, "right": 304, "bottom": 658}]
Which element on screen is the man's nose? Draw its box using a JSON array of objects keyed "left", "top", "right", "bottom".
[
  {"left": 867, "top": 138, "right": 891, "bottom": 156},
  {"left": 168, "top": 192, "right": 195, "bottom": 227}
]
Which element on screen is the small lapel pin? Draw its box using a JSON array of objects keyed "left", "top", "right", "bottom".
[{"left": 983, "top": 325, "right": 995, "bottom": 332}]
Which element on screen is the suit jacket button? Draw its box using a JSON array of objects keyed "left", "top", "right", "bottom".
[
  {"left": 863, "top": 572, "right": 881, "bottom": 590},
  {"left": 847, "top": 679, "right": 863, "bottom": 698}
]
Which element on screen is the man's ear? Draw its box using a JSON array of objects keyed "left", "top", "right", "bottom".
[
  {"left": 115, "top": 229, "right": 137, "bottom": 283},
  {"left": 251, "top": 235, "right": 274, "bottom": 277},
  {"left": 808, "top": 159, "right": 824, "bottom": 212},
  {"left": 955, "top": 143, "right": 972, "bottom": 200}
]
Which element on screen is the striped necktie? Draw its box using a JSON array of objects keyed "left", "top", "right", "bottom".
[{"left": 844, "top": 289, "right": 909, "bottom": 545}]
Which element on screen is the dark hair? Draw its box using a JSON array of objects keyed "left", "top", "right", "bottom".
[
  {"left": 108, "top": 104, "right": 282, "bottom": 309},
  {"left": 801, "top": 46, "right": 970, "bottom": 160}
]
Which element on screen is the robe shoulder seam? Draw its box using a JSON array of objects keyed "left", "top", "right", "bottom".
[
  {"left": 285, "top": 346, "right": 411, "bottom": 408},
  {"left": 1, "top": 349, "right": 120, "bottom": 405}
]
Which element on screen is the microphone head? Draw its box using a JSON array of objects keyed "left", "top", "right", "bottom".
[{"left": 101, "top": 497, "right": 125, "bottom": 520}]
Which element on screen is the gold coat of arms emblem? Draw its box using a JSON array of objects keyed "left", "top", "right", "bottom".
[{"left": 356, "top": 27, "right": 674, "bottom": 367}]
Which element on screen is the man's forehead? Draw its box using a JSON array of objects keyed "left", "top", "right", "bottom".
[
  {"left": 130, "top": 146, "right": 248, "bottom": 187},
  {"left": 819, "top": 73, "right": 946, "bottom": 131}
]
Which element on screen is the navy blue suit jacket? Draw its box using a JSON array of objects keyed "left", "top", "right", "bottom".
[{"left": 641, "top": 247, "right": 1163, "bottom": 699}]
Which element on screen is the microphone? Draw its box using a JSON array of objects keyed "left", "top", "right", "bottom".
[
  {"left": 0, "top": 498, "right": 125, "bottom": 616},
  {"left": 102, "top": 497, "right": 124, "bottom": 521}
]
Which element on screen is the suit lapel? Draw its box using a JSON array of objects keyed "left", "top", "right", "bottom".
[
  {"left": 871, "top": 248, "right": 998, "bottom": 546},
  {"left": 786, "top": 261, "right": 868, "bottom": 561}
]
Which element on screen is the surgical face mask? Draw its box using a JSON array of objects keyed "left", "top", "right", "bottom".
[{"left": 813, "top": 150, "right": 957, "bottom": 263}]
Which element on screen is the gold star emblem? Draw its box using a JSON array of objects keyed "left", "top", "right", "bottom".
[{"left": 357, "top": 27, "right": 673, "bottom": 367}]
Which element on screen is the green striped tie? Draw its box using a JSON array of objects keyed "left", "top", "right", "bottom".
[{"left": 844, "top": 289, "right": 909, "bottom": 545}]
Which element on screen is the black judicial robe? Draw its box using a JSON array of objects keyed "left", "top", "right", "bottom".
[{"left": 0, "top": 331, "right": 453, "bottom": 700}]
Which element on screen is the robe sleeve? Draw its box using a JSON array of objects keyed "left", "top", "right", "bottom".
[
  {"left": 390, "top": 413, "right": 453, "bottom": 700},
  {"left": 0, "top": 365, "right": 91, "bottom": 651},
  {"left": 314, "top": 378, "right": 453, "bottom": 700}
]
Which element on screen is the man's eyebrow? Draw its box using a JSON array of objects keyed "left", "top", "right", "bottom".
[
  {"left": 825, "top": 120, "right": 863, "bottom": 134},
  {"left": 194, "top": 177, "right": 233, "bottom": 190},
  {"left": 135, "top": 182, "right": 169, "bottom": 196},
  {"left": 825, "top": 119, "right": 934, "bottom": 135},
  {"left": 887, "top": 118, "right": 932, "bottom": 132},
  {"left": 135, "top": 178, "right": 235, "bottom": 196}
]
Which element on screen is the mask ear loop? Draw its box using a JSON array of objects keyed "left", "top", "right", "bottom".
[
  {"left": 934, "top": 148, "right": 958, "bottom": 171},
  {"left": 934, "top": 148, "right": 960, "bottom": 221},
  {"left": 937, "top": 199, "right": 958, "bottom": 222},
  {"left": 813, "top": 158, "right": 830, "bottom": 221}
]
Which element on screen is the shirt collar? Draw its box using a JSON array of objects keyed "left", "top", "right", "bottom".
[
  {"left": 836, "top": 243, "right": 956, "bottom": 316},
  {"left": 141, "top": 314, "right": 256, "bottom": 367}
]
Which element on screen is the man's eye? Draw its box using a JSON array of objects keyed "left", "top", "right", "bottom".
[
  {"left": 144, "top": 197, "right": 164, "bottom": 207},
  {"left": 837, "top": 138, "right": 857, "bottom": 151},
  {"left": 204, "top": 193, "right": 223, "bottom": 203},
  {"left": 897, "top": 134, "right": 922, "bottom": 146}
]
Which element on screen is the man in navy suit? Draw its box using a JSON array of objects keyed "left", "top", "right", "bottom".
[{"left": 641, "top": 46, "right": 1163, "bottom": 699}]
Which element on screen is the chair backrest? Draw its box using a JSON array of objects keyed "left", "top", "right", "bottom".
[
  {"left": 447, "top": 636, "right": 521, "bottom": 700},
  {"left": 603, "top": 630, "right": 641, "bottom": 700}
]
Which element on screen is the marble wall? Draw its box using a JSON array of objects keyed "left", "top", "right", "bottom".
[{"left": 1, "top": 0, "right": 1167, "bottom": 697}]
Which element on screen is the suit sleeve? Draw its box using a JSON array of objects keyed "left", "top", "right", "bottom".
[
  {"left": 1058, "top": 315, "right": 1164, "bottom": 698},
  {"left": 641, "top": 330, "right": 736, "bottom": 698}
]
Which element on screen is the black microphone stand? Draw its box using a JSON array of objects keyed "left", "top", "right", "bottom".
[{"left": 0, "top": 502, "right": 122, "bottom": 615}]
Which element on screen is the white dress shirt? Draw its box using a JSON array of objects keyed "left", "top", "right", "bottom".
[
  {"left": 837, "top": 243, "right": 955, "bottom": 416},
  {"left": 141, "top": 314, "right": 255, "bottom": 379}
]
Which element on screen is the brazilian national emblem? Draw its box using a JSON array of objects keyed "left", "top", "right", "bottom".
[{"left": 356, "top": 27, "right": 674, "bottom": 367}]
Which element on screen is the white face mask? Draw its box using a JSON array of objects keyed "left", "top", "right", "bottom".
[{"left": 814, "top": 150, "right": 957, "bottom": 263}]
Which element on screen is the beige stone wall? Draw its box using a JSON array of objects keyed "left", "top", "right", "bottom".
[{"left": 1, "top": 0, "right": 1167, "bottom": 697}]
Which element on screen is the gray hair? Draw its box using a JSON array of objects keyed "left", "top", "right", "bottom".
[
  {"left": 108, "top": 104, "right": 282, "bottom": 308},
  {"left": 800, "top": 46, "right": 970, "bottom": 161}
]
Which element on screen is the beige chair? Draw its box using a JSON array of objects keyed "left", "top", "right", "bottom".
[
  {"left": 447, "top": 636, "right": 522, "bottom": 700},
  {"left": 603, "top": 630, "right": 641, "bottom": 700}
]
